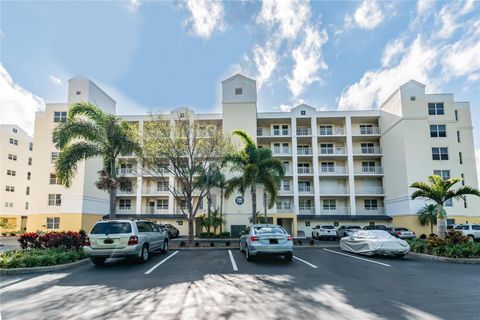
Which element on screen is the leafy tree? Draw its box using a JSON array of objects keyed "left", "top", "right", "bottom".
[
  {"left": 411, "top": 175, "right": 480, "bottom": 238},
  {"left": 53, "top": 102, "right": 139, "bottom": 219},
  {"left": 417, "top": 204, "right": 437, "bottom": 235},
  {"left": 224, "top": 130, "right": 285, "bottom": 224}
]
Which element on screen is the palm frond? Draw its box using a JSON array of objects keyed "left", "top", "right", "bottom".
[
  {"left": 232, "top": 129, "right": 255, "bottom": 147},
  {"left": 262, "top": 175, "right": 278, "bottom": 208},
  {"left": 67, "top": 102, "right": 108, "bottom": 125},
  {"left": 224, "top": 177, "right": 245, "bottom": 199},
  {"left": 52, "top": 120, "right": 103, "bottom": 149}
]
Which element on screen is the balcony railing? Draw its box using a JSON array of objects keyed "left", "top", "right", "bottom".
[
  {"left": 117, "top": 208, "right": 135, "bottom": 214},
  {"left": 142, "top": 186, "right": 169, "bottom": 194},
  {"left": 273, "top": 129, "right": 290, "bottom": 136},
  {"left": 318, "top": 128, "right": 345, "bottom": 136},
  {"left": 297, "top": 167, "right": 312, "bottom": 174},
  {"left": 117, "top": 188, "right": 135, "bottom": 195},
  {"left": 278, "top": 186, "right": 292, "bottom": 193},
  {"left": 355, "top": 166, "right": 383, "bottom": 174},
  {"left": 356, "top": 207, "right": 385, "bottom": 215},
  {"left": 319, "top": 147, "right": 346, "bottom": 155},
  {"left": 356, "top": 186, "right": 384, "bottom": 195},
  {"left": 354, "top": 147, "right": 382, "bottom": 154},
  {"left": 297, "top": 147, "right": 312, "bottom": 155},
  {"left": 283, "top": 167, "right": 293, "bottom": 175},
  {"left": 296, "top": 128, "right": 312, "bottom": 136},
  {"left": 273, "top": 148, "right": 292, "bottom": 155},
  {"left": 276, "top": 204, "right": 293, "bottom": 213},
  {"left": 319, "top": 166, "right": 347, "bottom": 174},
  {"left": 299, "top": 207, "right": 315, "bottom": 214},
  {"left": 258, "top": 128, "right": 290, "bottom": 136},
  {"left": 355, "top": 127, "right": 380, "bottom": 135},
  {"left": 144, "top": 207, "right": 169, "bottom": 214},
  {"left": 321, "top": 207, "right": 349, "bottom": 215},
  {"left": 298, "top": 185, "right": 312, "bottom": 193},
  {"left": 319, "top": 187, "right": 349, "bottom": 195},
  {"left": 117, "top": 168, "right": 133, "bottom": 175}
]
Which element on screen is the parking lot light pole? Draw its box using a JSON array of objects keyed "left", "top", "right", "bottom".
[{"left": 263, "top": 190, "right": 267, "bottom": 223}]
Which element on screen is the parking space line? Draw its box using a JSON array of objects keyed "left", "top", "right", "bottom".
[
  {"left": 228, "top": 250, "right": 238, "bottom": 271},
  {"left": 323, "top": 249, "right": 391, "bottom": 267},
  {"left": 144, "top": 251, "right": 179, "bottom": 275},
  {"left": 293, "top": 256, "right": 318, "bottom": 269}
]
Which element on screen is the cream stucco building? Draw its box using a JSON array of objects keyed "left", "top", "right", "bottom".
[{"left": 19, "top": 74, "right": 480, "bottom": 236}]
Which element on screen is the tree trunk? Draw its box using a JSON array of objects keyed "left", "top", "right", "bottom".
[
  {"left": 109, "top": 186, "right": 116, "bottom": 219},
  {"left": 430, "top": 223, "right": 433, "bottom": 235},
  {"left": 251, "top": 184, "right": 257, "bottom": 224},
  {"left": 188, "top": 216, "right": 194, "bottom": 243},
  {"left": 207, "top": 190, "right": 212, "bottom": 234},
  {"left": 436, "top": 204, "right": 447, "bottom": 239},
  {"left": 219, "top": 187, "right": 224, "bottom": 234}
]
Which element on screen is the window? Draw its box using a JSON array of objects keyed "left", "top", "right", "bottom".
[
  {"left": 27, "top": 172, "right": 31, "bottom": 180},
  {"left": 136, "top": 222, "right": 153, "bottom": 233},
  {"left": 51, "top": 152, "right": 59, "bottom": 162},
  {"left": 28, "top": 157, "right": 32, "bottom": 166},
  {"left": 321, "top": 162, "right": 335, "bottom": 172},
  {"left": 428, "top": 102, "right": 444, "bottom": 115},
  {"left": 361, "top": 143, "right": 375, "bottom": 154},
  {"left": 235, "top": 88, "right": 243, "bottom": 95},
  {"left": 9, "top": 138, "right": 18, "bottom": 145},
  {"left": 273, "top": 143, "right": 281, "bottom": 154},
  {"left": 282, "top": 180, "right": 290, "bottom": 191},
  {"left": 46, "top": 217, "right": 60, "bottom": 229},
  {"left": 157, "top": 180, "right": 168, "bottom": 191},
  {"left": 298, "top": 181, "right": 311, "bottom": 192},
  {"left": 157, "top": 199, "right": 168, "bottom": 209},
  {"left": 430, "top": 125, "right": 446, "bottom": 137},
  {"left": 464, "top": 197, "right": 467, "bottom": 209},
  {"left": 323, "top": 200, "right": 336, "bottom": 210},
  {"left": 362, "top": 161, "right": 376, "bottom": 173},
  {"left": 459, "top": 152, "right": 463, "bottom": 164},
  {"left": 8, "top": 154, "right": 17, "bottom": 161},
  {"left": 26, "top": 187, "right": 30, "bottom": 195},
  {"left": 319, "top": 125, "right": 333, "bottom": 135},
  {"left": 282, "top": 143, "right": 289, "bottom": 153},
  {"left": 5, "top": 186, "right": 15, "bottom": 192},
  {"left": 359, "top": 124, "right": 373, "bottom": 134},
  {"left": 76, "top": 90, "right": 81, "bottom": 95},
  {"left": 433, "top": 170, "right": 450, "bottom": 180},
  {"left": 364, "top": 199, "right": 378, "bottom": 210},
  {"left": 432, "top": 148, "right": 448, "bottom": 160},
  {"left": 50, "top": 174, "right": 57, "bottom": 185},
  {"left": 53, "top": 111, "right": 67, "bottom": 123},
  {"left": 13, "top": 128, "right": 17, "bottom": 133},
  {"left": 48, "top": 194, "right": 61, "bottom": 206},
  {"left": 301, "top": 110, "right": 306, "bottom": 115},
  {"left": 4, "top": 202, "right": 13, "bottom": 208},
  {"left": 455, "top": 110, "right": 458, "bottom": 121},
  {"left": 25, "top": 202, "right": 29, "bottom": 210},
  {"left": 461, "top": 173, "right": 465, "bottom": 186},
  {"left": 180, "top": 199, "right": 187, "bottom": 209},
  {"left": 29, "top": 142, "right": 33, "bottom": 151},
  {"left": 119, "top": 199, "right": 131, "bottom": 210},
  {"left": 444, "top": 198, "right": 453, "bottom": 207},
  {"left": 320, "top": 143, "right": 334, "bottom": 154},
  {"left": 179, "top": 112, "right": 185, "bottom": 118},
  {"left": 7, "top": 170, "right": 16, "bottom": 176},
  {"left": 410, "top": 96, "right": 416, "bottom": 101},
  {"left": 457, "top": 131, "right": 460, "bottom": 143}
]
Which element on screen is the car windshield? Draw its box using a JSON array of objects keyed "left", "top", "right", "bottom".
[
  {"left": 396, "top": 228, "right": 409, "bottom": 231},
  {"left": 254, "top": 227, "right": 285, "bottom": 234},
  {"left": 91, "top": 222, "right": 132, "bottom": 234},
  {"left": 321, "top": 226, "right": 335, "bottom": 229}
]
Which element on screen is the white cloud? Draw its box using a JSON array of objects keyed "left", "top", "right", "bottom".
[
  {"left": 48, "top": 75, "right": 62, "bottom": 86},
  {"left": 128, "top": 0, "right": 141, "bottom": 12},
  {"left": 183, "top": 0, "right": 225, "bottom": 39},
  {"left": 345, "top": 0, "right": 385, "bottom": 30},
  {"left": 278, "top": 104, "right": 291, "bottom": 112},
  {"left": 381, "top": 38, "right": 406, "bottom": 67},
  {"left": 417, "top": 0, "right": 434, "bottom": 14},
  {"left": 288, "top": 27, "right": 328, "bottom": 97},
  {"left": 436, "top": 5, "right": 458, "bottom": 39},
  {"left": 252, "top": 43, "right": 278, "bottom": 89},
  {"left": 0, "top": 64, "right": 45, "bottom": 135}
]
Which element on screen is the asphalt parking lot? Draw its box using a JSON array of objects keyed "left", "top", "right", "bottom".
[{"left": 1, "top": 247, "right": 479, "bottom": 320}]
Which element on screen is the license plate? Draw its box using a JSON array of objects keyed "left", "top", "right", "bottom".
[
  {"left": 104, "top": 238, "right": 114, "bottom": 244},
  {"left": 269, "top": 239, "right": 278, "bottom": 244}
]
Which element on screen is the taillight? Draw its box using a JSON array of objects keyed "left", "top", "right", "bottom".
[
  {"left": 287, "top": 235, "right": 292, "bottom": 241},
  {"left": 396, "top": 232, "right": 401, "bottom": 236},
  {"left": 250, "top": 235, "right": 259, "bottom": 242},
  {"left": 128, "top": 235, "right": 138, "bottom": 245},
  {"left": 84, "top": 237, "right": 91, "bottom": 246}
]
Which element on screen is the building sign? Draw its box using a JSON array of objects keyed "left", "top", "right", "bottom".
[{"left": 235, "top": 196, "right": 244, "bottom": 205}]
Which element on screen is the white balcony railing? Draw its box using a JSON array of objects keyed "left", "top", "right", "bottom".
[
  {"left": 117, "top": 168, "right": 133, "bottom": 175},
  {"left": 144, "top": 207, "right": 169, "bottom": 214},
  {"left": 273, "top": 148, "right": 292, "bottom": 155},
  {"left": 117, "top": 188, "right": 135, "bottom": 195},
  {"left": 299, "top": 207, "right": 315, "bottom": 214},
  {"left": 298, "top": 185, "right": 312, "bottom": 193},
  {"left": 319, "top": 166, "right": 347, "bottom": 174},
  {"left": 319, "top": 147, "right": 346, "bottom": 155},
  {"left": 297, "top": 167, "right": 312, "bottom": 174},
  {"left": 257, "top": 128, "right": 269, "bottom": 136},
  {"left": 117, "top": 208, "right": 135, "bottom": 214},
  {"left": 273, "top": 128, "right": 290, "bottom": 136},
  {"left": 142, "top": 186, "right": 169, "bottom": 194},
  {"left": 319, "top": 187, "right": 349, "bottom": 195},
  {"left": 283, "top": 167, "right": 293, "bottom": 175},
  {"left": 318, "top": 128, "right": 345, "bottom": 136},
  {"left": 356, "top": 186, "right": 384, "bottom": 195},
  {"left": 356, "top": 207, "right": 385, "bottom": 215},
  {"left": 355, "top": 127, "right": 380, "bottom": 135},
  {"left": 297, "top": 147, "right": 312, "bottom": 155},
  {"left": 321, "top": 207, "right": 349, "bottom": 215},
  {"left": 278, "top": 186, "right": 292, "bottom": 193},
  {"left": 276, "top": 204, "right": 293, "bottom": 213},
  {"left": 354, "top": 147, "right": 382, "bottom": 154},
  {"left": 296, "top": 128, "right": 312, "bottom": 136},
  {"left": 355, "top": 166, "right": 384, "bottom": 174}
]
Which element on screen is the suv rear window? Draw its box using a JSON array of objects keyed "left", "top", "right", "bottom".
[
  {"left": 254, "top": 227, "right": 285, "bottom": 234},
  {"left": 321, "top": 226, "right": 335, "bottom": 229},
  {"left": 396, "top": 228, "right": 409, "bottom": 231},
  {"left": 91, "top": 222, "right": 132, "bottom": 234},
  {"left": 454, "top": 225, "right": 469, "bottom": 230}
]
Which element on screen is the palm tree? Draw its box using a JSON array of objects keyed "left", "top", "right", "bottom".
[
  {"left": 224, "top": 130, "right": 285, "bottom": 224},
  {"left": 417, "top": 204, "right": 437, "bottom": 235},
  {"left": 198, "top": 166, "right": 226, "bottom": 234},
  {"left": 52, "top": 102, "right": 139, "bottom": 219},
  {"left": 411, "top": 175, "right": 480, "bottom": 238}
]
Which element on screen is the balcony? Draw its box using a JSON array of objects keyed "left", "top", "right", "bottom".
[
  {"left": 273, "top": 148, "right": 292, "bottom": 156},
  {"left": 142, "top": 186, "right": 169, "bottom": 195},
  {"left": 356, "top": 207, "right": 385, "bottom": 215},
  {"left": 321, "top": 207, "right": 349, "bottom": 215},
  {"left": 298, "top": 185, "right": 313, "bottom": 193},
  {"left": 319, "top": 187, "right": 349, "bottom": 195},
  {"left": 296, "top": 128, "right": 312, "bottom": 136},
  {"left": 354, "top": 127, "right": 380, "bottom": 135},
  {"left": 117, "top": 188, "right": 135, "bottom": 196},
  {"left": 319, "top": 147, "right": 346, "bottom": 155},
  {"left": 355, "top": 166, "right": 383, "bottom": 174},
  {"left": 297, "top": 147, "right": 312, "bottom": 155},
  {"left": 318, "top": 128, "right": 345, "bottom": 136},
  {"left": 278, "top": 186, "right": 292, "bottom": 194},
  {"left": 144, "top": 207, "right": 169, "bottom": 214},
  {"left": 117, "top": 168, "right": 134, "bottom": 175},
  {"left": 117, "top": 208, "right": 135, "bottom": 214},
  {"left": 319, "top": 166, "right": 348, "bottom": 175},
  {"left": 257, "top": 128, "right": 290, "bottom": 137},
  {"left": 276, "top": 204, "right": 293, "bottom": 213},
  {"left": 283, "top": 167, "right": 293, "bottom": 175},
  {"left": 299, "top": 207, "right": 315, "bottom": 215},
  {"left": 297, "top": 167, "right": 312, "bottom": 174},
  {"left": 356, "top": 186, "right": 384, "bottom": 195},
  {"left": 354, "top": 147, "right": 382, "bottom": 155}
]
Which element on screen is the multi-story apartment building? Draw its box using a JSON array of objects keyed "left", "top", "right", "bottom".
[
  {"left": 25, "top": 74, "right": 479, "bottom": 236},
  {"left": 0, "top": 124, "right": 33, "bottom": 233}
]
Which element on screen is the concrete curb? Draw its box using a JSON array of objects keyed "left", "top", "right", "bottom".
[
  {"left": 0, "top": 258, "right": 90, "bottom": 275},
  {"left": 408, "top": 252, "right": 480, "bottom": 264}
]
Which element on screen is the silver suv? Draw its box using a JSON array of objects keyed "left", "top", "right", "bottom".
[
  {"left": 84, "top": 220, "right": 168, "bottom": 265},
  {"left": 453, "top": 224, "right": 480, "bottom": 241}
]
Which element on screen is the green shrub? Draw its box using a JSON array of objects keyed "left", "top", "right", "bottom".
[
  {"left": 199, "top": 232, "right": 209, "bottom": 238},
  {"left": 0, "top": 248, "right": 85, "bottom": 268},
  {"left": 407, "top": 238, "right": 480, "bottom": 259},
  {"left": 220, "top": 232, "right": 231, "bottom": 238}
]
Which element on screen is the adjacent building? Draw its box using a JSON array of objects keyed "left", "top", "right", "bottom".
[{"left": 20, "top": 74, "right": 480, "bottom": 236}]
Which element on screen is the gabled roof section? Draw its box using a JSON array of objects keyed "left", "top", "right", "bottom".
[
  {"left": 221, "top": 73, "right": 256, "bottom": 84},
  {"left": 400, "top": 79, "right": 425, "bottom": 89},
  {"left": 292, "top": 103, "right": 316, "bottom": 111}
]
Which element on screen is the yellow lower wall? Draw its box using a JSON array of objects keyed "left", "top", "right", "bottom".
[
  {"left": 26, "top": 213, "right": 104, "bottom": 233},
  {"left": 0, "top": 216, "right": 21, "bottom": 234},
  {"left": 392, "top": 215, "right": 480, "bottom": 236}
]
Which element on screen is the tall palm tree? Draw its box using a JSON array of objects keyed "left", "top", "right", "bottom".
[
  {"left": 52, "top": 102, "right": 139, "bottom": 219},
  {"left": 411, "top": 175, "right": 480, "bottom": 238},
  {"left": 224, "top": 130, "right": 285, "bottom": 224},
  {"left": 198, "top": 166, "right": 225, "bottom": 234},
  {"left": 417, "top": 204, "right": 437, "bottom": 235}
]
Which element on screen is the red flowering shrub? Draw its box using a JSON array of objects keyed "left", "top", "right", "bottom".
[
  {"left": 18, "top": 232, "right": 41, "bottom": 249},
  {"left": 17, "top": 231, "right": 86, "bottom": 250}
]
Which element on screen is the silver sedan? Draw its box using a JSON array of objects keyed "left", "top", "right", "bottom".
[{"left": 239, "top": 224, "right": 293, "bottom": 261}]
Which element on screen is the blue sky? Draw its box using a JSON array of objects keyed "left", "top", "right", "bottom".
[{"left": 1, "top": 0, "right": 479, "bottom": 173}]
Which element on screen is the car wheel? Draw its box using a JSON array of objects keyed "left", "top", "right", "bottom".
[
  {"left": 90, "top": 257, "right": 106, "bottom": 266},
  {"left": 284, "top": 253, "right": 293, "bottom": 261},
  {"left": 138, "top": 245, "right": 149, "bottom": 264},
  {"left": 161, "top": 240, "right": 168, "bottom": 254},
  {"left": 246, "top": 247, "right": 254, "bottom": 261},
  {"left": 468, "top": 235, "right": 475, "bottom": 242}
]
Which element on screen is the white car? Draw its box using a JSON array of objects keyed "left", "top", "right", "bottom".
[
  {"left": 340, "top": 230, "right": 410, "bottom": 257},
  {"left": 453, "top": 224, "right": 480, "bottom": 241},
  {"left": 311, "top": 225, "right": 337, "bottom": 240}
]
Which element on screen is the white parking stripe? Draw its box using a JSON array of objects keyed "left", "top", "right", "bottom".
[
  {"left": 323, "top": 249, "right": 391, "bottom": 267},
  {"left": 293, "top": 256, "right": 318, "bottom": 269},
  {"left": 144, "top": 251, "right": 179, "bottom": 275},
  {"left": 228, "top": 250, "right": 238, "bottom": 271}
]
